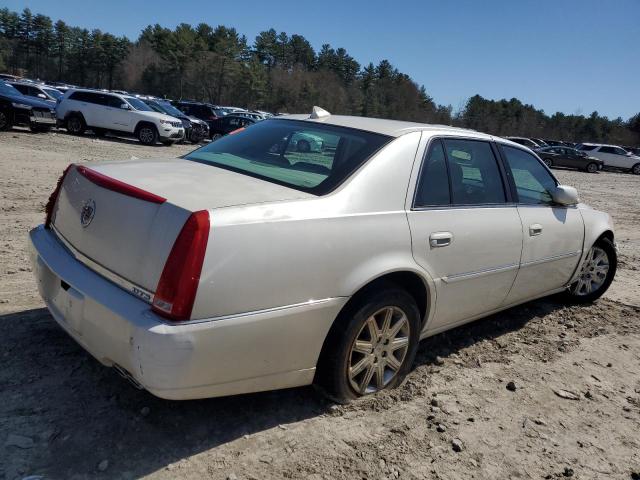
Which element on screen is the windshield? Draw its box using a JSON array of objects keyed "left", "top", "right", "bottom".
[
  {"left": 0, "top": 81, "right": 22, "bottom": 96},
  {"left": 185, "top": 119, "right": 391, "bottom": 194},
  {"left": 125, "top": 96, "right": 154, "bottom": 112},
  {"left": 154, "top": 101, "right": 185, "bottom": 117},
  {"left": 43, "top": 87, "right": 62, "bottom": 100}
]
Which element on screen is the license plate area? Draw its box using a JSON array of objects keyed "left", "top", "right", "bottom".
[{"left": 49, "top": 278, "right": 85, "bottom": 334}]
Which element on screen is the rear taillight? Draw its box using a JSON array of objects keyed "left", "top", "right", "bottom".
[
  {"left": 44, "top": 164, "right": 72, "bottom": 228},
  {"left": 152, "top": 210, "right": 210, "bottom": 321}
]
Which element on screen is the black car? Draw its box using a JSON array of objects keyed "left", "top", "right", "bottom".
[
  {"left": 171, "top": 101, "right": 227, "bottom": 138},
  {"left": 209, "top": 115, "right": 256, "bottom": 139},
  {"left": 9, "top": 81, "right": 63, "bottom": 106},
  {"left": 537, "top": 146, "right": 603, "bottom": 173},
  {"left": 143, "top": 98, "right": 207, "bottom": 143},
  {"left": 0, "top": 81, "right": 57, "bottom": 132}
]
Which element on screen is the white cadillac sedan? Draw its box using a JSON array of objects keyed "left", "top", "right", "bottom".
[{"left": 29, "top": 107, "right": 616, "bottom": 402}]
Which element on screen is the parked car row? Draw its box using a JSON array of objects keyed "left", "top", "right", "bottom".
[
  {"left": 0, "top": 75, "right": 275, "bottom": 146},
  {"left": 504, "top": 135, "right": 640, "bottom": 174}
]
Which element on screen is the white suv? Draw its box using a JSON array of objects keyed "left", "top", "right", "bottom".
[
  {"left": 576, "top": 143, "right": 640, "bottom": 174},
  {"left": 56, "top": 89, "right": 185, "bottom": 145}
]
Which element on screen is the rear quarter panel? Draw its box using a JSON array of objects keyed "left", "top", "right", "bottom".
[{"left": 190, "top": 132, "right": 427, "bottom": 319}]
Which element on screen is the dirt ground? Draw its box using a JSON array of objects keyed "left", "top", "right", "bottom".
[{"left": 0, "top": 129, "right": 639, "bottom": 480}]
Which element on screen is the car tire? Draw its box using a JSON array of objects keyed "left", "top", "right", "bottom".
[
  {"left": 66, "top": 114, "right": 86, "bottom": 135},
  {"left": 562, "top": 237, "right": 616, "bottom": 304},
  {"left": 316, "top": 286, "right": 421, "bottom": 403},
  {"left": 137, "top": 124, "right": 158, "bottom": 145},
  {"left": 211, "top": 133, "right": 222, "bottom": 141},
  {"left": 0, "top": 109, "right": 12, "bottom": 131},
  {"left": 543, "top": 158, "right": 553, "bottom": 168},
  {"left": 297, "top": 139, "right": 311, "bottom": 153},
  {"left": 586, "top": 162, "right": 598, "bottom": 173},
  {"left": 631, "top": 163, "right": 640, "bottom": 175}
]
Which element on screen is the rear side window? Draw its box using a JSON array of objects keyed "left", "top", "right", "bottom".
[
  {"left": 185, "top": 119, "right": 391, "bottom": 195},
  {"left": 502, "top": 146, "right": 557, "bottom": 205},
  {"left": 69, "top": 91, "right": 100, "bottom": 104},
  {"left": 443, "top": 139, "right": 506, "bottom": 205},
  {"left": 414, "top": 141, "right": 450, "bottom": 207}
]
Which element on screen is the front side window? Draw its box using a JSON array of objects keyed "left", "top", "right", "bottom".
[
  {"left": 502, "top": 146, "right": 557, "bottom": 205},
  {"left": 443, "top": 139, "right": 506, "bottom": 205},
  {"left": 578, "top": 144, "right": 597, "bottom": 151},
  {"left": 185, "top": 119, "right": 391, "bottom": 194},
  {"left": 599, "top": 146, "right": 616, "bottom": 154}
]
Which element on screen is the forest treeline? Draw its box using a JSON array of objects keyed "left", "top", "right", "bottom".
[{"left": 1, "top": 7, "right": 638, "bottom": 145}]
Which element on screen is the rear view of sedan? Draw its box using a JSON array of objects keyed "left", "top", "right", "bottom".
[
  {"left": 537, "top": 146, "right": 603, "bottom": 173},
  {"left": 29, "top": 108, "right": 617, "bottom": 402}
]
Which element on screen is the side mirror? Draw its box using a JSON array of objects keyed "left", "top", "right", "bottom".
[
  {"left": 37, "top": 93, "right": 47, "bottom": 99},
  {"left": 552, "top": 185, "right": 579, "bottom": 206}
]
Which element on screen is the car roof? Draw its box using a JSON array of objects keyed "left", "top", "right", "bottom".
[{"left": 274, "top": 113, "right": 486, "bottom": 139}]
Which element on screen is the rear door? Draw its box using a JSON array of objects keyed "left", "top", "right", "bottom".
[
  {"left": 500, "top": 145, "right": 584, "bottom": 305},
  {"left": 407, "top": 137, "right": 523, "bottom": 331}
]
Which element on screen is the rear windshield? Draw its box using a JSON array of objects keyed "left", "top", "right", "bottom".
[{"left": 184, "top": 119, "right": 392, "bottom": 194}]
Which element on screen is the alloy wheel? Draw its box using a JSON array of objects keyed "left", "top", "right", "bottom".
[
  {"left": 633, "top": 164, "right": 640, "bottom": 175},
  {"left": 0, "top": 111, "right": 8, "bottom": 130},
  {"left": 571, "top": 246, "right": 609, "bottom": 296},
  {"left": 587, "top": 163, "right": 598, "bottom": 173},
  {"left": 347, "top": 306, "right": 410, "bottom": 395},
  {"left": 67, "top": 117, "right": 81, "bottom": 133},
  {"left": 139, "top": 127, "right": 155, "bottom": 144}
]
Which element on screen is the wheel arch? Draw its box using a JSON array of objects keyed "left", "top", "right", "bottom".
[
  {"left": 314, "top": 269, "right": 433, "bottom": 377},
  {"left": 134, "top": 120, "right": 157, "bottom": 133}
]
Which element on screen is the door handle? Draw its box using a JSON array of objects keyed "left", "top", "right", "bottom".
[
  {"left": 529, "top": 224, "right": 543, "bottom": 236},
  {"left": 429, "top": 231, "right": 453, "bottom": 248}
]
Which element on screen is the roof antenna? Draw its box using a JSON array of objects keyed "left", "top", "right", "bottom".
[{"left": 310, "top": 106, "right": 331, "bottom": 119}]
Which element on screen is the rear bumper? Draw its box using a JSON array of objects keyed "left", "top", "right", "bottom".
[{"left": 28, "top": 225, "right": 345, "bottom": 399}]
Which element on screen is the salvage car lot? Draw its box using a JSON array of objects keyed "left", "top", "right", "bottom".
[{"left": 1, "top": 130, "right": 639, "bottom": 479}]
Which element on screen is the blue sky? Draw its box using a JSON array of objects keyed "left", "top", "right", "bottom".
[{"left": 5, "top": 0, "right": 639, "bottom": 119}]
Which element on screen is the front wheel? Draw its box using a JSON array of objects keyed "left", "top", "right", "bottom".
[
  {"left": 563, "top": 238, "right": 616, "bottom": 303},
  {"left": 631, "top": 163, "right": 640, "bottom": 175},
  {"left": 65, "top": 114, "right": 86, "bottom": 135},
  {"left": 543, "top": 158, "right": 553, "bottom": 168},
  {"left": 137, "top": 125, "right": 158, "bottom": 145},
  {"left": 211, "top": 133, "right": 222, "bottom": 141},
  {"left": 586, "top": 162, "right": 599, "bottom": 173},
  {"left": 0, "top": 109, "right": 11, "bottom": 130},
  {"left": 316, "top": 287, "right": 420, "bottom": 403}
]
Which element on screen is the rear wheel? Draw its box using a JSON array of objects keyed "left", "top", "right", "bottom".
[
  {"left": 0, "top": 109, "right": 11, "bottom": 130},
  {"left": 66, "top": 114, "right": 86, "bottom": 135},
  {"left": 137, "top": 124, "right": 158, "bottom": 145},
  {"left": 316, "top": 287, "right": 420, "bottom": 403},
  {"left": 542, "top": 158, "right": 553, "bottom": 168},
  {"left": 563, "top": 238, "right": 616, "bottom": 303},
  {"left": 586, "top": 162, "right": 598, "bottom": 173},
  {"left": 631, "top": 163, "right": 640, "bottom": 175}
]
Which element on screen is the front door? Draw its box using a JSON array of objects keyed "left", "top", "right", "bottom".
[
  {"left": 500, "top": 145, "right": 584, "bottom": 304},
  {"left": 407, "top": 137, "right": 523, "bottom": 332}
]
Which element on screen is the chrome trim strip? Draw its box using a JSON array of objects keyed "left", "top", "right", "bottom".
[
  {"left": 520, "top": 250, "right": 582, "bottom": 268},
  {"left": 441, "top": 263, "right": 519, "bottom": 284},
  {"left": 51, "top": 225, "right": 154, "bottom": 304},
  {"left": 159, "top": 297, "right": 342, "bottom": 326}
]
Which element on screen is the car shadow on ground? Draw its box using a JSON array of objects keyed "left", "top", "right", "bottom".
[{"left": 0, "top": 297, "right": 567, "bottom": 478}]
